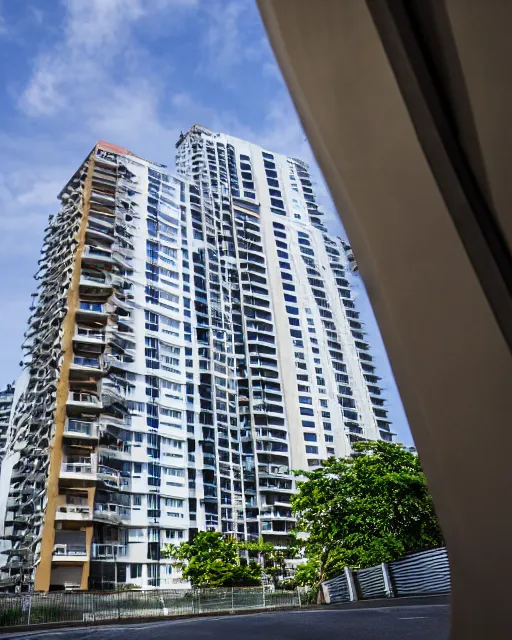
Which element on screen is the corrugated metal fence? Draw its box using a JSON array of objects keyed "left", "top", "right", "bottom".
[
  {"left": 322, "top": 547, "right": 450, "bottom": 604},
  {"left": 0, "top": 586, "right": 304, "bottom": 628}
]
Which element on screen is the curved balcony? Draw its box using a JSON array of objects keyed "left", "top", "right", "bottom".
[
  {"left": 67, "top": 392, "right": 102, "bottom": 414},
  {"left": 75, "top": 301, "right": 108, "bottom": 323},
  {"left": 63, "top": 419, "right": 99, "bottom": 442},
  {"left": 81, "top": 246, "right": 115, "bottom": 267},
  {"left": 70, "top": 355, "right": 103, "bottom": 379},
  {"left": 55, "top": 506, "right": 91, "bottom": 522},
  {"left": 73, "top": 326, "right": 106, "bottom": 347}
]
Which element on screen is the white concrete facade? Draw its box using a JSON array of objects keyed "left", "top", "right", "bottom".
[{"left": 0, "top": 129, "right": 391, "bottom": 592}]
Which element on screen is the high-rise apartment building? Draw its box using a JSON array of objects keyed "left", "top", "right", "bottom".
[
  {"left": 0, "top": 128, "right": 391, "bottom": 592},
  {"left": 0, "top": 382, "right": 14, "bottom": 459}
]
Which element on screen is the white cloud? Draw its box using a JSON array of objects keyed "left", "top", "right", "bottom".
[
  {"left": 20, "top": 0, "right": 198, "bottom": 117},
  {"left": 198, "top": 0, "right": 270, "bottom": 84}
]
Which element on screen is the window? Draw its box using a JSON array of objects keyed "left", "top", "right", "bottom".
[
  {"left": 325, "top": 435, "right": 334, "bottom": 443},
  {"left": 288, "top": 317, "right": 300, "bottom": 326},
  {"left": 290, "top": 329, "right": 302, "bottom": 338},
  {"left": 277, "top": 250, "right": 289, "bottom": 260},
  {"left": 145, "top": 311, "right": 158, "bottom": 332},
  {"left": 286, "top": 306, "right": 299, "bottom": 315},
  {"left": 133, "top": 463, "right": 142, "bottom": 474},
  {"left": 302, "top": 420, "right": 315, "bottom": 428},
  {"left": 284, "top": 294, "right": 297, "bottom": 303},
  {"left": 304, "top": 432, "right": 317, "bottom": 442},
  {"left": 281, "top": 272, "right": 293, "bottom": 281},
  {"left": 305, "top": 445, "right": 319, "bottom": 454},
  {"left": 273, "top": 221, "right": 285, "bottom": 230},
  {"left": 323, "top": 422, "right": 332, "bottom": 431},
  {"left": 320, "top": 399, "right": 329, "bottom": 408},
  {"left": 300, "top": 407, "right": 314, "bottom": 416},
  {"left": 133, "top": 495, "right": 142, "bottom": 506},
  {"left": 129, "top": 529, "right": 144, "bottom": 542},
  {"left": 321, "top": 411, "right": 331, "bottom": 418},
  {"left": 282, "top": 283, "right": 295, "bottom": 292},
  {"left": 299, "top": 396, "right": 312, "bottom": 405},
  {"left": 279, "top": 261, "right": 291, "bottom": 270},
  {"left": 275, "top": 240, "right": 287, "bottom": 250},
  {"left": 327, "top": 447, "right": 335, "bottom": 455},
  {"left": 131, "top": 564, "right": 143, "bottom": 578}
]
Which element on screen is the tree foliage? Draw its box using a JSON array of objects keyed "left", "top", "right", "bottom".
[
  {"left": 238, "top": 541, "right": 297, "bottom": 587},
  {"left": 291, "top": 441, "right": 443, "bottom": 585},
  {"left": 162, "top": 531, "right": 261, "bottom": 587}
]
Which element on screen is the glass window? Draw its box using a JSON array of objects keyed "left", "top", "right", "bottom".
[
  {"left": 131, "top": 564, "right": 143, "bottom": 578},
  {"left": 304, "top": 432, "right": 317, "bottom": 442}
]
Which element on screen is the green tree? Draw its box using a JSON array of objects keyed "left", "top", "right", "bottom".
[
  {"left": 162, "top": 531, "right": 262, "bottom": 587},
  {"left": 291, "top": 441, "right": 443, "bottom": 586},
  {"left": 238, "top": 541, "right": 298, "bottom": 588}
]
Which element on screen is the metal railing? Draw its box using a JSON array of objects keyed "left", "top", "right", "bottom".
[
  {"left": 321, "top": 546, "right": 450, "bottom": 604},
  {"left": 52, "top": 545, "right": 87, "bottom": 557},
  {"left": 0, "top": 586, "right": 307, "bottom": 629}
]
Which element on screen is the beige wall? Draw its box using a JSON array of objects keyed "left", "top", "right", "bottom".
[{"left": 259, "top": 1, "right": 512, "bottom": 638}]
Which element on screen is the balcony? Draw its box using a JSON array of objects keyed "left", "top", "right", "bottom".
[
  {"left": 55, "top": 506, "right": 91, "bottom": 522},
  {"left": 81, "top": 246, "right": 114, "bottom": 266},
  {"left": 260, "top": 522, "right": 295, "bottom": 534},
  {"left": 74, "top": 327, "right": 105, "bottom": 346},
  {"left": 91, "top": 544, "right": 128, "bottom": 559},
  {"left": 64, "top": 419, "right": 99, "bottom": 441},
  {"left": 75, "top": 301, "right": 108, "bottom": 324},
  {"left": 79, "top": 272, "right": 112, "bottom": 290},
  {"left": 67, "top": 392, "right": 102, "bottom": 414},
  {"left": 259, "top": 510, "right": 294, "bottom": 520},
  {"left": 52, "top": 544, "right": 88, "bottom": 562},
  {"left": 60, "top": 462, "right": 95, "bottom": 485},
  {"left": 70, "top": 356, "right": 103, "bottom": 377},
  {"left": 97, "top": 465, "right": 120, "bottom": 488}
]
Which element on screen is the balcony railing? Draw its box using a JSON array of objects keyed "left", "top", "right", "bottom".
[
  {"left": 79, "top": 301, "right": 104, "bottom": 313},
  {"left": 75, "top": 327, "right": 105, "bottom": 341},
  {"left": 65, "top": 420, "right": 98, "bottom": 437},
  {"left": 53, "top": 544, "right": 87, "bottom": 557},
  {"left": 91, "top": 544, "right": 128, "bottom": 559},
  {"left": 68, "top": 392, "right": 101, "bottom": 405},
  {"left": 55, "top": 506, "right": 91, "bottom": 521},
  {"left": 61, "top": 462, "right": 93, "bottom": 475},
  {"left": 73, "top": 356, "right": 100, "bottom": 368}
]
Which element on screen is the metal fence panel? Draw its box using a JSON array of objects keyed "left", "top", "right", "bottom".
[
  {"left": 321, "top": 573, "right": 350, "bottom": 603},
  {"left": 388, "top": 547, "right": 450, "bottom": 596},
  {"left": 355, "top": 566, "right": 387, "bottom": 599},
  {"left": 0, "top": 586, "right": 302, "bottom": 629}
]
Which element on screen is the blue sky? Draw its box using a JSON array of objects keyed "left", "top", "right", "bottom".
[{"left": 0, "top": 0, "right": 413, "bottom": 445}]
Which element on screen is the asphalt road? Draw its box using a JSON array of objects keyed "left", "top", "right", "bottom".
[{"left": 8, "top": 604, "right": 450, "bottom": 640}]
